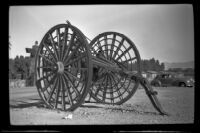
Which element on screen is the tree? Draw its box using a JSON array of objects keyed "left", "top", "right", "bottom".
[
  {"left": 161, "top": 63, "right": 165, "bottom": 71},
  {"left": 9, "top": 58, "right": 16, "bottom": 79},
  {"left": 143, "top": 59, "right": 149, "bottom": 71},
  {"left": 13, "top": 55, "right": 31, "bottom": 79},
  {"left": 139, "top": 58, "right": 165, "bottom": 72},
  {"left": 149, "top": 58, "right": 156, "bottom": 70}
]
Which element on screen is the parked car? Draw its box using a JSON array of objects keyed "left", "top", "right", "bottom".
[{"left": 150, "top": 73, "right": 194, "bottom": 87}]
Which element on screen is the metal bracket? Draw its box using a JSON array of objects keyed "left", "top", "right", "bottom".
[{"left": 66, "top": 20, "right": 71, "bottom": 26}]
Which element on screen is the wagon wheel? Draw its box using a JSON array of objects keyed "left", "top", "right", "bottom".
[
  {"left": 35, "top": 23, "right": 92, "bottom": 111},
  {"left": 89, "top": 32, "right": 141, "bottom": 105}
]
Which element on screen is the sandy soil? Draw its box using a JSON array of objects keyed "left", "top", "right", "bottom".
[{"left": 9, "top": 86, "right": 194, "bottom": 125}]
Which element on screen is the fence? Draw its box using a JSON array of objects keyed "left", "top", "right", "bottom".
[{"left": 9, "top": 79, "right": 26, "bottom": 88}]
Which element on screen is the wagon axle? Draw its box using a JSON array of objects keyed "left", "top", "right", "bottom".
[{"left": 35, "top": 21, "right": 168, "bottom": 115}]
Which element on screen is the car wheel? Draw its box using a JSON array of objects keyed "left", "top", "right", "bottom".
[{"left": 179, "top": 82, "right": 186, "bottom": 87}]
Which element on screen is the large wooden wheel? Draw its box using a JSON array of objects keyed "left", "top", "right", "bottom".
[
  {"left": 35, "top": 23, "right": 92, "bottom": 111},
  {"left": 89, "top": 32, "right": 141, "bottom": 105}
]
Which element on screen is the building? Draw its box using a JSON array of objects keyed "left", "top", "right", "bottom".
[{"left": 142, "top": 71, "right": 159, "bottom": 81}]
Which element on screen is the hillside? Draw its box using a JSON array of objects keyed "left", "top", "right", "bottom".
[{"left": 164, "top": 61, "right": 194, "bottom": 70}]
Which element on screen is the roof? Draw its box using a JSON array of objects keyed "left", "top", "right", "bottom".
[{"left": 146, "top": 71, "right": 158, "bottom": 74}]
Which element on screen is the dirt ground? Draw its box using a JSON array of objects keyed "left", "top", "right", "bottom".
[{"left": 9, "top": 85, "right": 194, "bottom": 125}]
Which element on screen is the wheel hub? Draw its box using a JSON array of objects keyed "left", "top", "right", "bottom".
[{"left": 57, "top": 61, "right": 64, "bottom": 74}]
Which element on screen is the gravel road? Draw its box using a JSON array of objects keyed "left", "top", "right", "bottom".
[{"left": 9, "top": 86, "right": 194, "bottom": 125}]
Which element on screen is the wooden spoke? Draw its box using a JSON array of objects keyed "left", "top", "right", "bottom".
[
  {"left": 64, "top": 67, "right": 87, "bottom": 72},
  {"left": 110, "top": 72, "right": 123, "bottom": 86},
  {"left": 93, "top": 73, "right": 106, "bottom": 97},
  {"left": 60, "top": 75, "right": 66, "bottom": 110},
  {"left": 95, "top": 72, "right": 107, "bottom": 82},
  {"left": 47, "top": 75, "right": 59, "bottom": 103},
  {"left": 54, "top": 75, "right": 61, "bottom": 108},
  {"left": 56, "top": 29, "right": 61, "bottom": 60},
  {"left": 94, "top": 85, "right": 101, "bottom": 97},
  {"left": 64, "top": 42, "right": 81, "bottom": 64},
  {"left": 37, "top": 66, "right": 55, "bottom": 70},
  {"left": 97, "top": 39, "right": 102, "bottom": 50},
  {"left": 107, "top": 75, "right": 114, "bottom": 104},
  {"left": 41, "top": 74, "right": 57, "bottom": 92},
  {"left": 62, "top": 76, "right": 74, "bottom": 106},
  {"left": 104, "top": 35, "right": 108, "bottom": 58},
  {"left": 64, "top": 27, "right": 68, "bottom": 44},
  {"left": 64, "top": 73, "right": 81, "bottom": 98},
  {"left": 102, "top": 75, "right": 108, "bottom": 102},
  {"left": 116, "top": 46, "right": 132, "bottom": 61},
  {"left": 120, "top": 57, "right": 137, "bottom": 64},
  {"left": 43, "top": 42, "right": 57, "bottom": 62},
  {"left": 36, "top": 72, "right": 55, "bottom": 83},
  {"left": 38, "top": 53, "right": 55, "bottom": 65},
  {"left": 109, "top": 73, "right": 120, "bottom": 89},
  {"left": 97, "top": 73, "right": 108, "bottom": 97},
  {"left": 110, "top": 34, "right": 116, "bottom": 59},
  {"left": 64, "top": 71, "right": 81, "bottom": 81},
  {"left": 110, "top": 74, "right": 123, "bottom": 101},
  {"left": 48, "top": 33, "right": 59, "bottom": 61},
  {"left": 90, "top": 46, "right": 99, "bottom": 55},
  {"left": 117, "top": 89, "right": 123, "bottom": 101},
  {"left": 113, "top": 60, "right": 128, "bottom": 70},
  {"left": 61, "top": 27, "right": 68, "bottom": 60},
  {"left": 63, "top": 32, "right": 76, "bottom": 62},
  {"left": 112, "top": 38, "right": 124, "bottom": 59}
]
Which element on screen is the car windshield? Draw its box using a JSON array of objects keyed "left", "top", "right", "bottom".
[{"left": 156, "top": 74, "right": 175, "bottom": 79}]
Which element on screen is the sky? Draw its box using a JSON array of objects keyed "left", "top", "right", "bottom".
[{"left": 9, "top": 4, "right": 194, "bottom": 63}]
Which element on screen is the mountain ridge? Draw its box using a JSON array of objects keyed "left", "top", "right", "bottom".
[{"left": 164, "top": 61, "right": 194, "bottom": 70}]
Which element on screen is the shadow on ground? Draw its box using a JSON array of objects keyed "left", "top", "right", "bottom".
[
  {"left": 81, "top": 101, "right": 161, "bottom": 116},
  {"left": 10, "top": 99, "right": 161, "bottom": 116},
  {"left": 10, "top": 98, "right": 45, "bottom": 109},
  {"left": 104, "top": 106, "right": 160, "bottom": 115}
]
